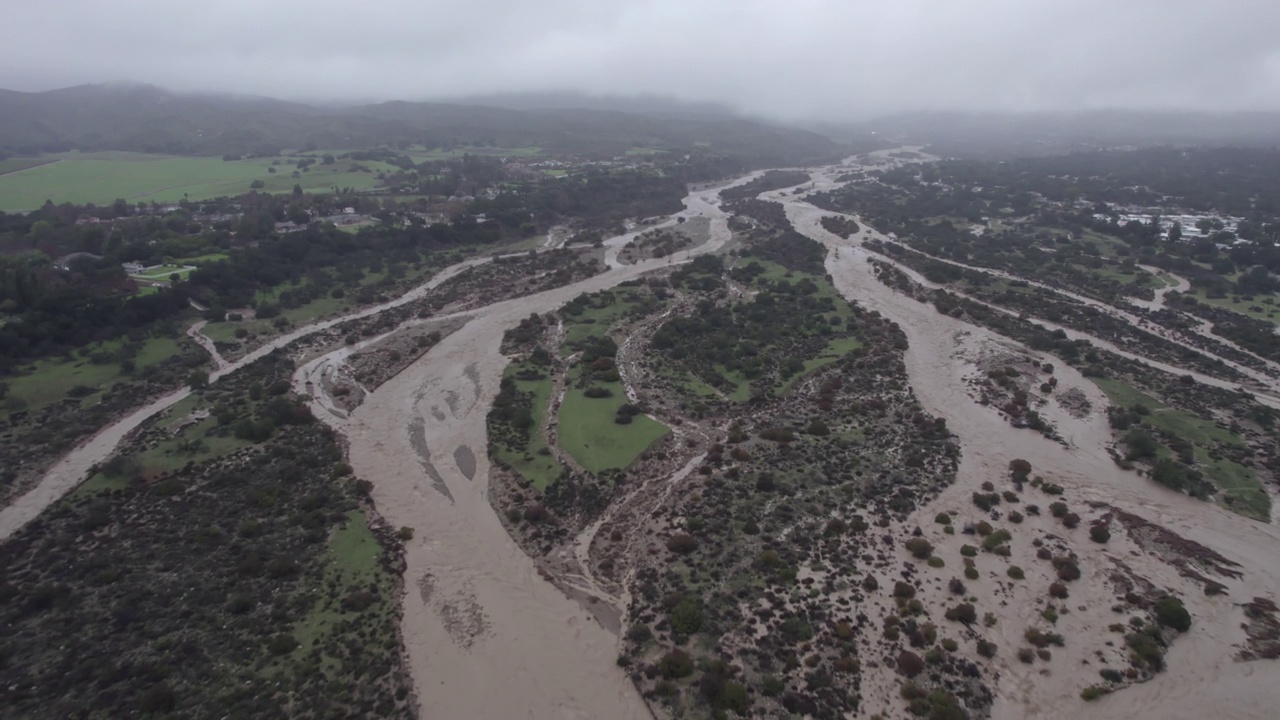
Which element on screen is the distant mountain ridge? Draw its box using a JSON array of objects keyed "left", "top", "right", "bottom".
[
  {"left": 824, "top": 110, "right": 1280, "bottom": 158},
  {"left": 0, "top": 83, "right": 845, "bottom": 167}
]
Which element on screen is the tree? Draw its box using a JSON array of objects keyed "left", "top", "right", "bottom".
[
  {"left": 658, "top": 649, "right": 694, "bottom": 679},
  {"left": 187, "top": 369, "right": 209, "bottom": 391},
  {"left": 670, "top": 598, "right": 704, "bottom": 635},
  {"left": 28, "top": 220, "right": 52, "bottom": 244},
  {"left": 1167, "top": 221, "right": 1182, "bottom": 243}
]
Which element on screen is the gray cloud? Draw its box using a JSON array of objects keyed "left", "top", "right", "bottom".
[{"left": 3, "top": 0, "right": 1279, "bottom": 120}]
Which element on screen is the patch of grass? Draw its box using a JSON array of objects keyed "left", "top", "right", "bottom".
[
  {"left": 137, "top": 417, "right": 252, "bottom": 473},
  {"left": 1094, "top": 377, "right": 1266, "bottom": 520},
  {"left": 492, "top": 362, "right": 563, "bottom": 490},
  {"left": 132, "top": 264, "right": 195, "bottom": 281},
  {"left": 74, "top": 471, "right": 134, "bottom": 497},
  {"left": 7, "top": 334, "right": 183, "bottom": 411},
  {"left": 1203, "top": 455, "right": 1270, "bottom": 521},
  {"left": 778, "top": 336, "right": 864, "bottom": 394},
  {"left": 176, "top": 252, "right": 230, "bottom": 265},
  {"left": 562, "top": 302, "right": 638, "bottom": 351},
  {"left": 1190, "top": 290, "right": 1279, "bottom": 325},
  {"left": 293, "top": 510, "right": 393, "bottom": 671},
  {"left": 1091, "top": 378, "right": 1240, "bottom": 447},
  {"left": 558, "top": 379, "right": 668, "bottom": 472}
]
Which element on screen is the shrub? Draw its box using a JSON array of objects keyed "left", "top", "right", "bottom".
[
  {"left": 1009, "top": 459, "right": 1032, "bottom": 478},
  {"left": 671, "top": 598, "right": 704, "bottom": 635},
  {"left": 897, "top": 650, "right": 925, "bottom": 677},
  {"left": 944, "top": 603, "right": 977, "bottom": 624},
  {"left": 1099, "top": 668, "right": 1124, "bottom": 683},
  {"left": 964, "top": 567, "right": 979, "bottom": 580},
  {"left": 1049, "top": 502, "right": 1068, "bottom": 518},
  {"left": 1090, "top": 524, "right": 1111, "bottom": 543},
  {"left": 1024, "top": 628, "right": 1065, "bottom": 648},
  {"left": 396, "top": 526, "right": 415, "bottom": 541},
  {"left": 981, "top": 529, "right": 1012, "bottom": 552},
  {"left": 1153, "top": 596, "right": 1192, "bottom": 632},
  {"left": 267, "top": 634, "right": 299, "bottom": 655},
  {"left": 894, "top": 581, "right": 917, "bottom": 599},
  {"left": 1048, "top": 582, "right": 1069, "bottom": 599},
  {"left": 761, "top": 676, "right": 784, "bottom": 697},
  {"left": 1007, "top": 566, "right": 1025, "bottom": 580},
  {"left": 1017, "top": 647, "right": 1035, "bottom": 663},
  {"left": 972, "top": 492, "right": 1000, "bottom": 511},
  {"left": 905, "top": 537, "right": 934, "bottom": 559},
  {"left": 948, "top": 577, "right": 966, "bottom": 595},
  {"left": 658, "top": 649, "right": 695, "bottom": 679},
  {"left": 927, "top": 557, "right": 945, "bottom": 568},
  {"left": 1062, "top": 512, "right": 1081, "bottom": 529},
  {"left": 935, "top": 512, "right": 952, "bottom": 525},
  {"left": 960, "top": 544, "right": 978, "bottom": 557},
  {"left": 976, "top": 639, "right": 997, "bottom": 658},
  {"left": 667, "top": 533, "right": 698, "bottom": 554},
  {"left": 1081, "top": 686, "right": 1109, "bottom": 701}
]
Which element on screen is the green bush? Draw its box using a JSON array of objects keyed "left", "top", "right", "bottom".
[
  {"left": 905, "top": 537, "right": 934, "bottom": 559},
  {"left": 1153, "top": 596, "right": 1192, "bottom": 632}
]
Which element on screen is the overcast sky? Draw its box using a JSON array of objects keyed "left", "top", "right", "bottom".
[{"left": 3, "top": 0, "right": 1280, "bottom": 120}]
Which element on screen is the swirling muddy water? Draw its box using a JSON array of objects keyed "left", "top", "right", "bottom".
[
  {"left": 295, "top": 178, "right": 756, "bottom": 719},
  {"left": 779, "top": 168, "right": 1280, "bottom": 720}
]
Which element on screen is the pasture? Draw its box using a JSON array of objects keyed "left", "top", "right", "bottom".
[
  {"left": 557, "top": 380, "right": 668, "bottom": 472},
  {"left": 0, "top": 151, "right": 392, "bottom": 211}
]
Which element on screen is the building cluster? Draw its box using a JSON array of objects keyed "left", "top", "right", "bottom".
[{"left": 1093, "top": 210, "right": 1248, "bottom": 245}]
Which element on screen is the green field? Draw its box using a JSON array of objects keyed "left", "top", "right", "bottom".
[
  {"left": 0, "top": 157, "right": 57, "bottom": 175},
  {"left": 0, "top": 151, "right": 393, "bottom": 211},
  {"left": 177, "top": 252, "right": 230, "bottom": 265},
  {"left": 5, "top": 334, "right": 184, "bottom": 413},
  {"left": 558, "top": 380, "right": 668, "bottom": 472}
]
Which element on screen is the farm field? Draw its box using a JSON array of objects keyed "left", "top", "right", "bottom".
[
  {"left": 0, "top": 151, "right": 392, "bottom": 211},
  {"left": 557, "top": 379, "right": 668, "bottom": 473}
]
